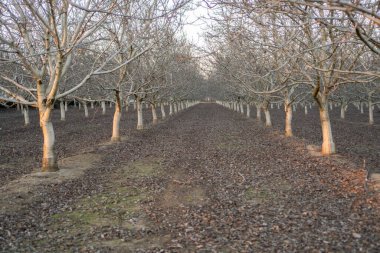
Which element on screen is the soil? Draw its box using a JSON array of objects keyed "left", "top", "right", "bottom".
[{"left": 0, "top": 103, "right": 379, "bottom": 252}]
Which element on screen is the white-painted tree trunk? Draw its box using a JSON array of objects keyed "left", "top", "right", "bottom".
[
  {"left": 304, "top": 105, "right": 308, "bottom": 115},
  {"left": 137, "top": 98, "right": 144, "bottom": 130},
  {"left": 264, "top": 108, "right": 272, "bottom": 127},
  {"left": 340, "top": 104, "right": 346, "bottom": 119},
  {"left": 64, "top": 101, "right": 68, "bottom": 112},
  {"left": 369, "top": 101, "right": 374, "bottom": 125},
  {"left": 174, "top": 103, "right": 178, "bottom": 113},
  {"left": 23, "top": 105, "right": 30, "bottom": 126},
  {"left": 152, "top": 104, "right": 158, "bottom": 125},
  {"left": 240, "top": 103, "right": 244, "bottom": 114},
  {"left": 91, "top": 101, "right": 94, "bottom": 109},
  {"left": 360, "top": 102, "right": 364, "bottom": 114},
  {"left": 161, "top": 103, "right": 166, "bottom": 119},
  {"left": 101, "top": 101, "right": 106, "bottom": 115},
  {"left": 169, "top": 103, "right": 173, "bottom": 116},
  {"left": 256, "top": 106, "right": 261, "bottom": 121},
  {"left": 246, "top": 104, "right": 250, "bottom": 117},
  {"left": 60, "top": 101, "right": 65, "bottom": 121},
  {"left": 84, "top": 103, "right": 89, "bottom": 118},
  {"left": 78, "top": 102, "right": 81, "bottom": 110}
]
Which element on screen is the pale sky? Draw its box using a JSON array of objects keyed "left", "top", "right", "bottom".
[{"left": 182, "top": 1, "right": 210, "bottom": 48}]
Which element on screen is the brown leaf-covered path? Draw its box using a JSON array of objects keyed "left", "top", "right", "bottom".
[{"left": 1, "top": 103, "right": 379, "bottom": 252}]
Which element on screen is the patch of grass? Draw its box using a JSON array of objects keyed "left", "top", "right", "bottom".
[
  {"left": 120, "top": 158, "right": 163, "bottom": 178},
  {"left": 244, "top": 187, "right": 271, "bottom": 203},
  {"left": 51, "top": 187, "right": 147, "bottom": 229},
  {"left": 183, "top": 188, "right": 206, "bottom": 205}
]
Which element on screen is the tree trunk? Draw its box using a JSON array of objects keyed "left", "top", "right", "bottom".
[
  {"left": 133, "top": 101, "right": 137, "bottom": 110},
  {"left": 161, "top": 103, "right": 166, "bottom": 119},
  {"left": 91, "top": 101, "right": 94, "bottom": 109},
  {"left": 16, "top": 103, "right": 20, "bottom": 111},
  {"left": 111, "top": 91, "right": 122, "bottom": 142},
  {"left": 78, "top": 102, "right": 81, "bottom": 110},
  {"left": 369, "top": 100, "right": 374, "bottom": 125},
  {"left": 318, "top": 98, "right": 336, "bottom": 155},
  {"left": 84, "top": 102, "right": 89, "bottom": 118},
  {"left": 109, "top": 102, "right": 113, "bottom": 108},
  {"left": 101, "top": 101, "right": 106, "bottom": 115},
  {"left": 264, "top": 108, "right": 272, "bottom": 127},
  {"left": 256, "top": 105, "right": 261, "bottom": 121},
  {"left": 340, "top": 104, "right": 346, "bottom": 119},
  {"left": 240, "top": 103, "right": 244, "bottom": 114},
  {"left": 169, "top": 103, "right": 173, "bottom": 116},
  {"left": 60, "top": 101, "right": 65, "bottom": 121},
  {"left": 246, "top": 104, "right": 250, "bottom": 117},
  {"left": 285, "top": 104, "right": 293, "bottom": 137},
  {"left": 40, "top": 109, "right": 58, "bottom": 172},
  {"left": 152, "top": 104, "right": 158, "bottom": 125},
  {"left": 23, "top": 105, "right": 30, "bottom": 126},
  {"left": 174, "top": 103, "right": 178, "bottom": 113},
  {"left": 304, "top": 105, "right": 308, "bottom": 115},
  {"left": 137, "top": 98, "right": 144, "bottom": 130},
  {"left": 360, "top": 102, "right": 364, "bottom": 114},
  {"left": 64, "top": 101, "right": 68, "bottom": 112}
]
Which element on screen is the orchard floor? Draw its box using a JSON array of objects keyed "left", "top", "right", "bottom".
[{"left": 0, "top": 103, "right": 379, "bottom": 252}]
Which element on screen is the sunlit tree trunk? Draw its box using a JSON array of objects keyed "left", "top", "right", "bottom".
[
  {"left": 264, "top": 109, "right": 272, "bottom": 127},
  {"left": 317, "top": 95, "right": 336, "bottom": 155},
  {"left": 284, "top": 102, "right": 293, "bottom": 137},
  {"left": 23, "top": 105, "right": 30, "bottom": 126},
  {"left": 246, "top": 104, "right": 250, "bottom": 117},
  {"left": 111, "top": 91, "right": 122, "bottom": 142},
  {"left": 151, "top": 103, "right": 158, "bottom": 125},
  {"left": 91, "top": 101, "right": 94, "bottom": 109},
  {"left": 136, "top": 97, "right": 144, "bottom": 130},
  {"left": 304, "top": 105, "right": 308, "bottom": 115},
  {"left": 60, "top": 101, "right": 65, "bottom": 121},
  {"left": 64, "top": 101, "right": 68, "bottom": 112},
  {"left": 161, "top": 103, "right": 166, "bottom": 119},
  {"left": 16, "top": 103, "right": 20, "bottom": 111},
  {"left": 174, "top": 103, "right": 178, "bottom": 113},
  {"left": 360, "top": 102, "right": 364, "bottom": 114},
  {"left": 83, "top": 102, "right": 89, "bottom": 118},
  {"left": 38, "top": 80, "right": 58, "bottom": 172},
  {"left": 78, "top": 102, "right": 81, "bottom": 110}
]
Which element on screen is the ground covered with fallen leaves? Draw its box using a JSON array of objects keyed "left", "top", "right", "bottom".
[{"left": 1, "top": 103, "right": 379, "bottom": 252}]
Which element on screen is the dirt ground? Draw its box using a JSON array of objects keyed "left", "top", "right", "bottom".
[{"left": 0, "top": 103, "right": 379, "bottom": 252}]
